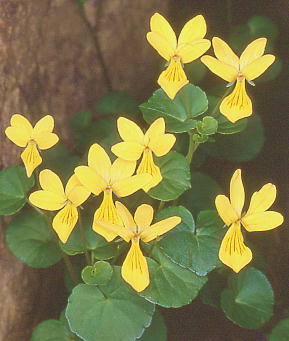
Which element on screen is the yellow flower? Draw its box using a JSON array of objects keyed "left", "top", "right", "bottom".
[
  {"left": 215, "top": 169, "right": 283, "bottom": 273},
  {"left": 111, "top": 117, "right": 176, "bottom": 192},
  {"left": 95, "top": 201, "right": 181, "bottom": 291},
  {"left": 29, "top": 170, "right": 90, "bottom": 243},
  {"left": 74, "top": 143, "right": 152, "bottom": 242},
  {"left": 147, "top": 13, "right": 211, "bottom": 99},
  {"left": 201, "top": 37, "right": 275, "bottom": 123},
  {"left": 5, "top": 114, "right": 59, "bottom": 177}
]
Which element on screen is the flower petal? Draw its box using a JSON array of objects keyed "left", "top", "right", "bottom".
[
  {"left": 53, "top": 204, "right": 78, "bottom": 243},
  {"left": 113, "top": 174, "right": 152, "bottom": 197},
  {"left": 39, "top": 169, "right": 65, "bottom": 197},
  {"left": 201, "top": 55, "right": 238, "bottom": 82},
  {"left": 121, "top": 240, "right": 150, "bottom": 292},
  {"left": 110, "top": 158, "right": 136, "bottom": 184},
  {"left": 21, "top": 143, "right": 42, "bottom": 177},
  {"left": 10, "top": 114, "right": 33, "bottom": 133},
  {"left": 33, "top": 115, "right": 54, "bottom": 133},
  {"left": 115, "top": 201, "right": 136, "bottom": 232},
  {"left": 147, "top": 32, "right": 175, "bottom": 61},
  {"left": 220, "top": 80, "right": 252, "bottom": 123},
  {"left": 141, "top": 216, "right": 181, "bottom": 242},
  {"left": 111, "top": 142, "right": 144, "bottom": 161},
  {"left": 116, "top": 117, "right": 144, "bottom": 144},
  {"left": 5, "top": 126, "right": 30, "bottom": 147},
  {"left": 145, "top": 117, "right": 165, "bottom": 140},
  {"left": 230, "top": 169, "right": 245, "bottom": 216},
  {"left": 134, "top": 204, "right": 154, "bottom": 233},
  {"left": 240, "top": 38, "right": 267, "bottom": 70},
  {"left": 246, "top": 183, "right": 277, "bottom": 215},
  {"left": 212, "top": 37, "right": 239, "bottom": 69},
  {"left": 178, "top": 15, "right": 207, "bottom": 45},
  {"left": 177, "top": 39, "right": 211, "bottom": 64},
  {"left": 242, "top": 211, "right": 284, "bottom": 232},
  {"left": 29, "top": 190, "right": 66, "bottom": 211},
  {"left": 150, "top": 13, "right": 177, "bottom": 51},
  {"left": 65, "top": 175, "right": 91, "bottom": 206},
  {"left": 148, "top": 133, "right": 176, "bottom": 157},
  {"left": 34, "top": 132, "right": 59, "bottom": 150},
  {"left": 215, "top": 195, "right": 239, "bottom": 226},
  {"left": 137, "top": 150, "right": 162, "bottom": 192},
  {"left": 87, "top": 144, "right": 111, "bottom": 183},
  {"left": 219, "top": 222, "right": 252, "bottom": 273},
  {"left": 74, "top": 166, "right": 107, "bottom": 196},
  {"left": 242, "top": 54, "right": 275, "bottom": 81}
]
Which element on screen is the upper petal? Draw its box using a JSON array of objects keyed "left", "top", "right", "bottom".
[
  {"left": 33, "top": 115, "right": 54, "bottom": 133},
  {"left": 29, "top": 190, "right": 66, "bottom": 211},
  {"left": 39, "top": 169, "right": 65, "bottom": 197},
  {"left": 215, "top": 194, "right": 239, "bottom": 226},
  {"left": 230, "top": 169, "right": 245, "bottom": 216},
  {"left": 141, "top": 216, "right": 181, "bottom": 242},
  {"left": 242, "top": 211, "right": 284, "bottom": 232},
  {"left": 240, "top": 38, "right": 267, "bottom": 70},
  {"left": 110, "top": 158, "right": 136, "bottom": 184},
  {"left": 134, "top": 204, "right": 154, "bottom": 233},
  {"left": 53, "top": 204, "right": 78, "bottom": 243},
  {"left": 111, "top": 142, "right": 144, "bottom": 161},
  {"left": 145, "top": 117, "right": 165, "bottom": 140},
  {"left": 74, "top": 166, "right": 107, "bottom": 196},
  {"left": 201, "top": 55, "right": 238, "bottom": 82},
  {"left": 246, "top": 183, "right": 277, "bottom": 215},
  {"left": 148, "top": 133, "right": 176, "bottom": 157},
  {"left": 177, "top": 39, "right": 211, "bottom": 64},
  {"left": 147, "top": 32, "right": 175, "bottom": 61},
  {"left": 117, "top": 117, "right": 144, "bottom": 143},
  {"left": 88, "top": 144, "right": 111, "bottom": 183},
  {"left": 178, "top": 15, "right": 207, "bottom": 46},
  {"left": 10, "top": 114, "right": 33, "bottom": 133},
  {"left": 115, "top": 201, "right": 136, "bottom": 232},
  {"left": 212, "top": 37, "right": 239, "bottom": 69},
  {"left": 150, "top": 13, "right": 177, "bottom": 50},
  {"left": 112, "top": 174, "right": 152, "bottom": 197},
  {"left": 242, "top": 54, "right": 275, "bottom": 81}
]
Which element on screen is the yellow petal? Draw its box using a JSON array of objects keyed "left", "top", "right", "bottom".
[
  {"left": 65, "top": 174, "right": 91, "bottom": 206},
  {"left": 158, "top": 59, "right": 189, "bottom": 99},
  {"left": 121, "top": 240, "right": 149, "bottom": 292},
  {"left": 111, "top": 142, "right": 144, "bottom": 161},
  {"left": 147, "top": 32, "right": 175, "bottom": 61},
  {"left": 93, "top": 220, "right": 133, "bottom": 243},
  {"left": 215, "top": 195, "right": 239, "bottom": 226},
  {"left": 74, "top": 166, "right": 107, "bottom": 196},
  {"left": 150, "top": 13, "right": 177, "bottom": 51},
  {"left": 87, "top": 144, "right": 111, "bottom": 183},
  {"left": 33, "top": 115, "right": 54, "bottom": 134},
  {"left": 116, "top": 117, "right": 144, "bottom": 144},
  {"left": 110, "top": 158, "right": 136, "bottom": 184},
  {"left": 141, "top": 216, "right": 181, "bottom": 242},
  {"left": 113, "top": 174, "right": 152, "bottom": 197},
  {"left": 145, "top": 117, "right": 165, "bottom": 140},
  {"left": 220, "top": 80, "right": 252, "bottom": 123},
  {"left": 10, "top": 114, "right": 33, "bottom": 133},
  {"left": 134, "top": 204, "right": 154, "bottom": 233},
  {"left": 178, "top": 15, "right": 207, "bottom": 46},
  {"left": 136, "top": 149, "right": 162, "bottom": 192},
  {"left": 246, "top": 183, "right": 277, "bottom": 215},
  {"left": 115, "top": 201, "right": 136, "bottom": 233},
  {"left": 212, "top": 37, "right": 239, "bottom": 69},
  {"left": 53, "top": 204, "right": 78, "bottom": 243},
  {"left": 93, "top": 190, "right": 122, "bottom": 241},
  {"left": 242, "top": 55, "right": 275, "bottom": 81},
  {"left": 29, "top": 190, "right": 66, "bottom": 211},
  {"left": 21, "top": 143, "right": 42, "bottom": 177},
  {"left": 33, "top": 132, "right": 59, "bottom": 150},
  {"left": 39, "top": 169, "right": 65, "bottom": 197},
  {"left": 177, "top": 39, "right": 211, "bottom": 64},
  {"left": 230, "top": 169, "right": 245, "bottom": 216},
  {"left": 240, "top": 38, "right": 267, "bottom": 69},
  {"left": 242, "top": 211, "right": 284, "bottom": 232},
  {"left": 219, "top": 222, "right": 252, "bottom": 273},
  {"left": 5, "top": 126, "right": 30, "bottom": 147},
  {"left": 148, "top": 134, "right": 176, "bottom": 157},
  {"left": 201, "top": 55, "right": 238, "bottom": 82}
]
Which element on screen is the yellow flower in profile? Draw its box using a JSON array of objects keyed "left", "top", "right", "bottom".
[
  {"left": 95, "top": 201, "right": 181, "bottom": 291},
  {"left": 5, "top": 114, "right": 59, "bottom": 177},
  {"left": 201, "top": 38, "right": 275, "bottom": 123},
  {"left": 111, "top": 117, "right": 176, "bottom": 192},
  {"left": 29, "top": 170, "right": 90, "bottom": 243},
  {"left": 74, "top": 143, "right": 152, "bottom": 242},
  {"left": 215, "top": 169, "right": 283, "bottom": 273},
  {"left": 147, "top": 12, "right": 211, "bottom": 99}
]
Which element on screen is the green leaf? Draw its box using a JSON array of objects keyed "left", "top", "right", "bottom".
[
  {"left": 70, "top": 110, "right": 92, "bottom": 132},
  {"left": 139, "top": 309, "right": 167, "bottom": 341},
  {"left": 192, "top": 133, "right": 209, "bottom": 143},
  {"left": 96, "top": 90, "right": 138, "bottom": 116},
  {"left": 221, "top": 267, "right": 274, "bottom": 329},
  {"left": 140, "top": 83, "right": 208, "bottom": 133},
  {"left": 148, "top": 151, "right": 191, "bottom": 201},
  {"left": 5, "top": 210, "right": 62, "bottom": 268},
  {"left": 269, "top": 318, "right": 289, "bottom": 341},
  {"left": 196, "top": 116, "right": 218, "bottom": 136},
  {"left": 0, "top": 165, "right": 34, "bottom": 215},
  {"left": 185, "top": 59, "right": 207, "bottom": 84},
  {"left": 157, "top": 208, "right": 225, "bottom": 276},
  {"left": 141, "top": 246, "right": 207, "bottom": 308},
  {"left": 203, "top": 114, "right": 264, "bottom": 162},
  {"left": 31, "top": 319, "right": 80, "bottom": 341},
  {"left": 81, "top": 261, "right": 113, "bottom": 285},
  {"left": 66, "top": 266, "right": 155, "bottom": 341}
]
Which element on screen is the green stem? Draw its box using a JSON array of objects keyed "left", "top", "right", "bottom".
[
  {"left": 157, "top": 200, "right": 165, "bottom": 212},
  {"left": 186, "top": 133, "right": 199, "bottom": 165},
  {"left": 78, "top": 208, "right": 90, "bottom": 265}
]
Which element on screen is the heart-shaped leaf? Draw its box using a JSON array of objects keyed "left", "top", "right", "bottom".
[
  {"left": 139, "top": 309, "right": 167, "bottom": 341},
  {"left": 269, "top": 318, "right": 289, "bottom": 341},
  {"left": 81, "top": 261, "right": 113, "bottom": 285}
]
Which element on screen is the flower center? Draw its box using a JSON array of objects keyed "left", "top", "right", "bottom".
[{"left": 237, "top": 72, "right": 245, "bottom": 81}]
